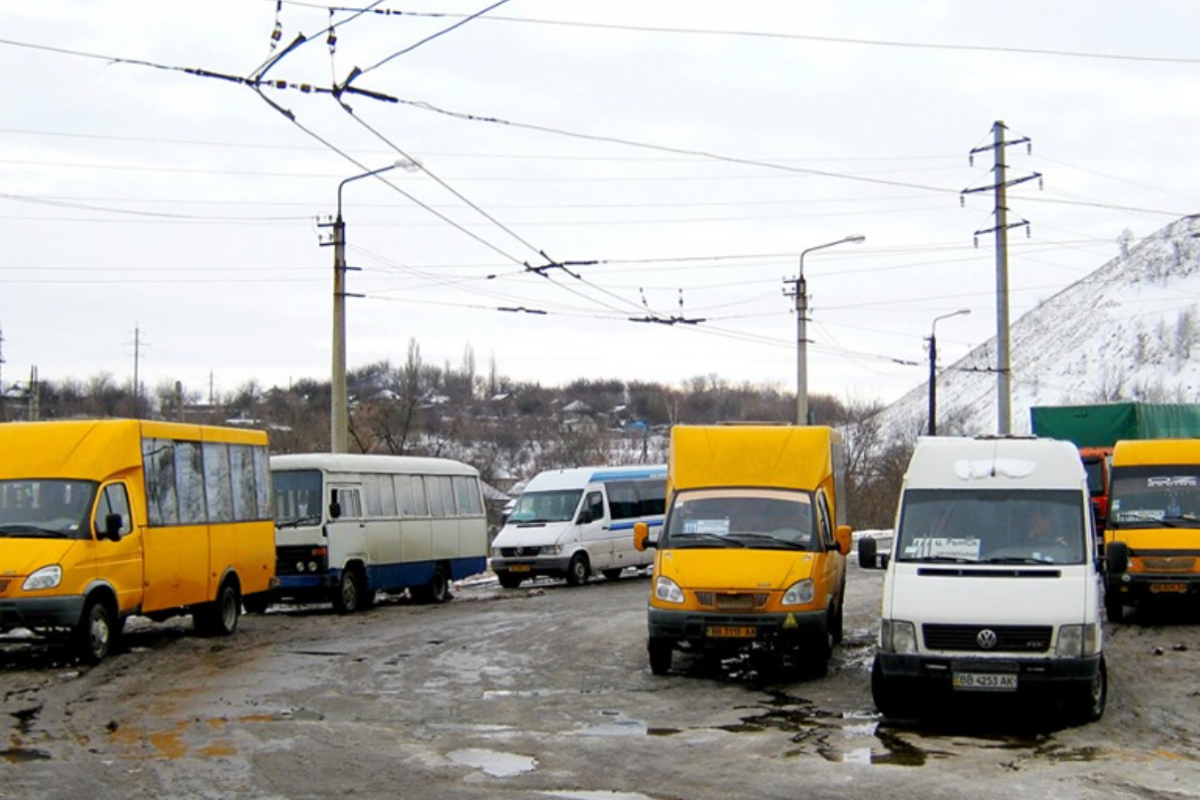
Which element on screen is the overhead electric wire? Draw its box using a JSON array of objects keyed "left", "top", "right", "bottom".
[{"left": 355, "top": 0, "right": 513, "bottom": 77}]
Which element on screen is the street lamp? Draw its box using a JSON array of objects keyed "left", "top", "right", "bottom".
[
  {"left": 927, "top": 308, "right": 971, "bottom": 436},
  {"left": 328, "top": 160, "right": 408, "bottom": 453},
  {"left": 792, "top": 234, "right": 865, "bottom": 425}
]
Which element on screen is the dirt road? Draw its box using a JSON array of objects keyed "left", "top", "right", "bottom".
[{"left": 4, "top": 563, "right": 1200, "bottom": 799}]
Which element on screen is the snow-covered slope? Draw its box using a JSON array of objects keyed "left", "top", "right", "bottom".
[{"left": 879, "top": 214, "right": 1200, "bottom": 438}]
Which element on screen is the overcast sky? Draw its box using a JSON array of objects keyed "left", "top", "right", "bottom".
[{"left": 4, "top": 1, "right": 1199, "bottom": 408}]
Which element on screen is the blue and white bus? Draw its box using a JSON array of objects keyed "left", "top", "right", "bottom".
[
  {"left": 489, "top": 465, "right": 667, "bottom": 588},
  {"left": 268, "top": 454, "right": 488, "bottom": 612}
]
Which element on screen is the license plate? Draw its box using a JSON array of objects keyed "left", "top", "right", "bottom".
[
  {"left": 707, "top": 625, "right": 757, "bottom": 639},
  {"left": 953, "top": 672, "right": 1017, "bottom": 691},
  {"left": 509, "top": 564, "right": 531, "bottom": 573},
  {"left": 1150, "top": 583, "right": 1187, "bottom": 593}
]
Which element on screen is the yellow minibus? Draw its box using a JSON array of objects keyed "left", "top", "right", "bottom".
[{"left": 0, "top": 419, "right": 275, "bottom": 663}]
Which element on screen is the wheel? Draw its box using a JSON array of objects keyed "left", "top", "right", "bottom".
[
  {"left": 1071, "top": 656, "right": 1108, "bottom": 724},
  {"left": 242, "top": 593, "right": 271, "bottom": 615},
  {"left": 497, "top": 571, "right": 524, "bottom": 589},
  {"left": 332, "top": 568, "right": 364, "bottom": 614},
  {"left": 602, "top": 568, "right": 623, "bottom": 581},
  {"left": 799, "top": 627, "right": 832, "bottom": 679},
  {"left": 1105, "top": 591, "right": 1126, "bottom": 623},
  {"left": 565, "top": 553, "right": 590, "bottom": 587},
  {"left": 871, "top": 656, "right": 916, "bottom": 718},
  {"left": 413, "top": 565, "right": 451, "bottom": 604},
  {"left": 196, "top": 580, "right": 240, "bottom": 636},
  {"left": 830, "top": 596, "right": 845, "bottom": 646},
  {"left": 648, "top": 638, "right": 673, "bottom": 675},
  {"left": 75, "top": 597, "right": 117, "bottom": 665}
]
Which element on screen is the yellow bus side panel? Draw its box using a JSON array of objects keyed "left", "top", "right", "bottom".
[
  {"left": 143, "top": 524, "right": 210, "bottom": 612},
  {"left": 210, "top": 520, "right": 275, "bottom": 596}
]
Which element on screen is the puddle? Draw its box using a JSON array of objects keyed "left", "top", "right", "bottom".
[
  {"left": 447, "top": 747, "right": 537, "bottom": 777},
  {"left": 572, "top": 719, "right": 647, "bottom": 738},
  {"left": 12, "top": 705, "right": 42, "bottom": 733},
  {"left": 2, "top": 747, "right": 51, "bottom": 763}
]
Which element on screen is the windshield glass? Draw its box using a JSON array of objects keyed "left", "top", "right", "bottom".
[
  {"left": 0, "top": 479, "right": 98, "bottom": 539},
  {"left": 662, "top": 488, "right": 815, "bottom": 550},
  {"left": 895, "top": 488, "right": 1086, "bottom": 565},
  {"left": 1082, "top": 458, "right": 1106, "bottom": 497},
  {"left": 1110, "top": 466, "right": 1200, "bottom": 529},
  {"left": 272, "top": 469, "right": 324, "bottom": 526},
  {"left": 508, "top": 490, "right": 583, "bottom": 524}
]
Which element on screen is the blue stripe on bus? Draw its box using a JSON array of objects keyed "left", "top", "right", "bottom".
[
  {"left": 355, "top": 556, "right": 489, "bottom": 592},
  {"left": 610, "top": 518, "right": 664, "bottom": 531},
  {"left": 588, "top": 469, "right": 667, "bottom": 483}
]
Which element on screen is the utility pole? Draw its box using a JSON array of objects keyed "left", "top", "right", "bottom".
[
  {"left": 927, "top": 309, "right": 970, "bottom": 436},
  {"left": 132, "top": 324, "right": 142, "bottom": 419},
  {"left": 962, "top": 121, "right": 1041, "bottom": 435}
]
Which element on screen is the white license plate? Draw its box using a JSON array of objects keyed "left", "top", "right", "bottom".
[{"left": 952, "top": 672, "right": 1017, "bottom": 691}]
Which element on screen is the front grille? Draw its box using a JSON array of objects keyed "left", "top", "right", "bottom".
[
  {"left": 694, "top": 592, "right": 770, "bottom": 610},
  {"left": 923, "top": 624, "right": 1052, "bottom": 653},
  {"left": 1141, "top": 557, "right": 1196, "bottom": 572},
  {"left": 276, "top": 545, "right": 328, "bottom": 577},
  {"left": 500, "top": 546, "right": 543, "bottom": 557}
]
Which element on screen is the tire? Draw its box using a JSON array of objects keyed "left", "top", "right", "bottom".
[
  {"left": 565, "top": 553, "right": 590, "bottom": 587},
  {"left": 602, "top": 568, "right": 623, "bottom": 581},
  {"left": 871, "top": 656, "right": 915, "bottom": 718},
  {"left": 196, "top": 580, "right": 240, "bottom": 636},
  {"left": 242, "top": 593, "right": 271, "bottom": 615},
  {"left": 648, "top": 638, "right": 673, "bottom": 675},
  {"left": 830, "top": 596, "right": 845, "bottom": 646},
  {"left": 1071, "top": 656, "right": 1108, "bottom": 724},
  {"left": 1105, "top": 591, "right": 1126, "bottom": 623},
  {"left": 497, "top": 571, "right": 524, "bottom": 589},
  {"left": 75, "top": 597, "right": 117, "bottom": 665},
  {"left": 799, "top": 626, "right": 832, "bottom": 680},
  {"left": 332, "top": 568, "right": 364, "bottom": 614},
  {"left": 413, "top": 564, "right": 451, "bottom": 605}
]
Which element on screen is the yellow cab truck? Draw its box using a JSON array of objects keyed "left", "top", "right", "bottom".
[
  {"left": 0, "top": 419, "right": 275, "bottom": 663},
  {"left": 1105, "top": 438, "right": 1200, "bottom": 622},
  {"left": 633, "top": 424, "right": 852, "bottom": 677}
]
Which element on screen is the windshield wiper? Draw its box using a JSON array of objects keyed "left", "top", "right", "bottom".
[
  {"left": 903, "top": 556, "right": 979, "bottom": 564},
  {"left": 667, "top": 533, "right": 746, "bottom": 548},
  {"left": 726, "top": 533, "right": 807, "bottom": 550},
  {"left": 983, "top": 556, "right": 1059, "bottom": 565},
  {"left": 0, "top": 524, "right": 68, "bottom": 538},
  {"left": 277, "top": 514, "right": 321, "bottom": 529}
]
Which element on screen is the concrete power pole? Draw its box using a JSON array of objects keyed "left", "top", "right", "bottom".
[{"left": 962, "top": 121, "right": 1041, "bottom": 435}]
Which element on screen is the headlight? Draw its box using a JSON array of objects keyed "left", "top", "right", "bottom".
[
  {"left": 549, "top": 544, "right": 563, "bottom": 556},
  {"left": 654, "top": 576, "right": 685, "bottom": 604},
  {"left": 1057, "top": 623, "right": 1101, "bottom": 657},
  {"left": 781, "top": 579, "right": 814, "bottom": 606},
  {"left": 296, "top": 561, "right": 306, "bottom": 573},
  {"left": 23, "top": 565, "right": 63, "bottom": 592},
  {"left": 308, "top": 561, "right": 319, "bottom": 572},
  {"left": 880, "top": 619, "right": 918, "bottom": 654}
]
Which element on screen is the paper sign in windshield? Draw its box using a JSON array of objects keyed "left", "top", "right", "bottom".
[
  {"left": 684, "top": 518, "right": 731, "bottom": 535},
  {"left": 904, "top": 537, "right": 981, "bottom": 560}
]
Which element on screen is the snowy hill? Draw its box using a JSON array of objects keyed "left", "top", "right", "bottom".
[{"left": 878, "top": 214, "right": 1200, "bottom": 439}]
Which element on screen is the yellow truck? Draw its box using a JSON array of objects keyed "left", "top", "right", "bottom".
[
  {"left": 1105, "top": 438, "right": 1200, "bottom": 621},
  {"left": 634, "top": 424, "right": 852, "bottom": 677},
  {"left": 0, "top": 420, "right": 275, "bottom": 663}
]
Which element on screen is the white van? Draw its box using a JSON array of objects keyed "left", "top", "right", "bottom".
[
  {"left": 489, "top": 465, "right": 667, "bottom": 588},
  {"left": 858, "top": 436, "right": 1106, "bottom": 723}
]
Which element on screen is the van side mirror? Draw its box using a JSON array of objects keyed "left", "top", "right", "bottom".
[
  {"left": 1105, "top": 540, "right": 1129, "bottom": 576},
  {"left": 633, "top": 521, "right": 655, "bottom": 552},
  {"left": 100, "top": 513, "right": 123, "bottom": 542},
  {"left": 329, "top": 490, "right": 342, "bottom": 520},
  {"left": 858, "top": 536, "right": 888, "bottom": 570},
  {"left": 834, "top": 525, "right": 853, "bottom": 556}
]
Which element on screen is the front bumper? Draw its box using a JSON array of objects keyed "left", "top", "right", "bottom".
[
  {"left": 876, "top": 651, "right": 1102, "bottom": 694},
  {"left": 489, "top": 555, "right": 574, "bottom": 578},
  {"left": 0, "top": 595, "right": 86, "bottom": 631},
  {"left": 648, "top": 607, "right": 826, "bottom": 652},
  {"left": 1107, "top": 572, "right": 1200, "bottom": 600}
]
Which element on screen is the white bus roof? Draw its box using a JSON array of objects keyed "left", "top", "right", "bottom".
[
  {"left": 522, "top": 464, "right": 667, "bottom": 492},
  {"left": 903, "top": 436, "right": 1084, "bottom": 491},
  {"left": 270, "top": 453, "right": 478, "bottom": 477}
]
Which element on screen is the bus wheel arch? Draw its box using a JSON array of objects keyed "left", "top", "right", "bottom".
[
  {"left": 333, "top": 562, "right": 369, "bottom": 614},
  {"left": 196, "top": 572, "right": 241, "bottom": 636}
]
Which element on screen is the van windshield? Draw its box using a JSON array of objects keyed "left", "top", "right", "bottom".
[
  {"left": 663, "top": 489, "right": 815, "bottom": 550},
  {"left": 509, "top": 490, "right": 582, "bottom": 524},
  {"left": 1109, "top": 466, "right": 1200, "bottom": 529},
  {"left": 0, "top": 479, "right": 98, "bottom": 540},
  {"left": 895, "top": 489, "right": 1086, "bottom": 565}
]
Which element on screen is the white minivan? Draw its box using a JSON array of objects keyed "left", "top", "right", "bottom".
[
  {"left": 490, "top": 465, "right": 667, "bottom": 588},
  {"left": 858, "top": 436, "right": 1106, "bottom": 723}
]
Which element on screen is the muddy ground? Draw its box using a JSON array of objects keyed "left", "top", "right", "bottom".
[{"left": 4, "top": 562, "right": 1200, "bottom": 799}]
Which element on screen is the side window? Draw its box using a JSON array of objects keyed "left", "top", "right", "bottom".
[
  {"left": 396, "top": 475, "right": 429, "bottom": 517},
  {"left": 94, "top": 483, "right": 133, "bottom": 538},
  {"left": 253, "top": 446, "right": 272, "bottom": 520},
  {"left": 377, "top": 474, "right": 399, "bottom": 517},
  {"left": 815, "top": 492, "right": 834, "bottom": 548},
  {"left": 363, "top": 475, "right": 383, "bottom": 518},
  {"left": 426, "top": 476, "right": 454, "bottom": 517},
  {"left": 203, "top": 442, "right": 234, "bottom": 523},
  {"left": 229, "top": 444, "right": 258, "bottom": 522},
  {"left": 176, "top": 441, "right": 206, "bottom": 524},
  {"left": 635, "top": 479, "right": 666, "bottom": 517},
  {"left": 336, "top": 488, "right": 363, "bottom": 519},
  {"left": 453, "top": 476, "right": 483, "bottom": 516},
  {"left": 142, "top": 438, "right": 179, "bottom": 526},
  {"left": 607, "top": 482, "right": 638, "bottom": 520},
  {"left": 582, "top": 491, "right": 604, "bottom": 523}
]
